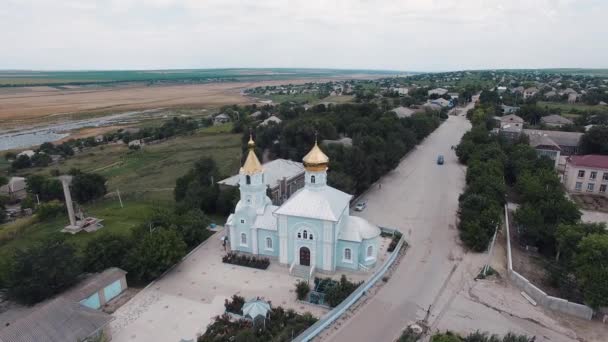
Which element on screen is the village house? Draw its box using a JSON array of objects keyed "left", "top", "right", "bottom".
[
  {"left": 391, "top": 106, "right": 416, "bottom": 118},
  {"left": 527, "top": 133, "right": 561, "bottom": 168},
  {"left": 17, "top": 150, "right": 35, "bottom": 158},
  {"left": 540, "top": 114, "right": 574, "bottom": 128},
  {"left": 0, "top": 177, "right": 27, "bottom": 201},
  {"left": 523, "top": 129, "right": 583, "bottom": 155},
  {"left": 501, "top": 105, "right": 520, "bottom": 114},
  {"left": 563, "top": 155, "right": 608, "bottom": 197},
  {"left": 427, "top": 88, "right": 448, "bottom": 96},
  {"left": 523, "top": 87, "right": 538, "bottom": 99},
  {"left": 497, "top": 114, "right": 524, "bottom": 141},
  {"left": 214, "top": 113, "right": 231, "bottom": 125},
  {"left": 259, "top": 115, "right": 282, "bottom": 126}
]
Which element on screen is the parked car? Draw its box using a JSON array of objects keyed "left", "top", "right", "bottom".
[
  {"left": 437, "top": 155, "right": 444, "bottom": 165},
  {"left": 354, "top": 201, "right": 367, "bottom": 211}
]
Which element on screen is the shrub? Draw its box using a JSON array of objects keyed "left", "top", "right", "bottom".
[
  {"left": 321, "top": 275, "right": 362, "bottom": 308},
  {"left": 222, "top": 252, "right": 270, "bottom": 270},
  {"left": 126, "top": 229, "right": 187, "bottom": 282},
  {"left": 295, "top": 280, "right": 310, "bottom": 300},
  {"left": 36, "top": 201, "right": 64, "bottom": 221},
  {"left": 83, "top": 233, "right": 133, "bottom": 273},
  {"left": 224, "top": 294, "right": 245, "bottom": 315},
  {"left": 387, "top": 231, "right": 403, "bottom": 252}
]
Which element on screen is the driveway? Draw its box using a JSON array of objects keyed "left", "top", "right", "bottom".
[{"left": 323, "top": 106, "right": 607, "bottom": 341}]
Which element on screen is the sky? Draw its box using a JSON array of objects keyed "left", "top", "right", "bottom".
[{"left": 1, "top": 0, "right": 607, "bottom": 71}]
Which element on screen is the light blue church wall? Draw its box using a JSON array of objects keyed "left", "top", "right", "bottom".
[
  {"left": 257, "top": 229, "right": 279, "bottom": 258},
  {"left": 286, "top": 216, "right": 327, "bottom": 267},
  {"left": 231, "top": 221, "right": 253, "bottom": 254},
  {"left": 335, "top": 240, "right": 360, "bottom": 270},
  {"left": 359, "top": 237, "right": 379, "bottom": 268}
]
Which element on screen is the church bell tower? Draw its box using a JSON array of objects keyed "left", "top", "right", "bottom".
[{"left": 239, "top": 135, "right": 267, "bottom": 210}]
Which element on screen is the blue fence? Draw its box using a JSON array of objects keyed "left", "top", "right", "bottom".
[{"left": 293, "top": 233, "right": 406, "bottom": 342}]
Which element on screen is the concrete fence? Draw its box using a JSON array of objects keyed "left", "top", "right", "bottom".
[
  {"left": 293, "top": 233, "right": 407, "bottom": 342},
  {"left": 504, "top": 205, "right": 594, "bottom": 320}
]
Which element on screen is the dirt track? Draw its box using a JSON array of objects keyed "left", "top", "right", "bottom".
[{"left": 0, "top": 78, "right": 337, "bottom": 127}]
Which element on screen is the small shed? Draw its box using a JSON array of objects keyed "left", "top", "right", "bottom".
[{"left": 64, "top": 268, "right": 128, "bottom": 310}]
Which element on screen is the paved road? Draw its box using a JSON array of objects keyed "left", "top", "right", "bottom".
[{"left": 328, "top": 109, "right": 473, "bottom": 342}]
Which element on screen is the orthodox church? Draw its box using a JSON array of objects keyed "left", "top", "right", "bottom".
[{"left": 226, "top": 136, "right": 381, "bottom": 273}]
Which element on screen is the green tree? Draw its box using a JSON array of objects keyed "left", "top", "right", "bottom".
[
  {"left": 25, "top": 175, "right": 63, "bottom": 201},
  {"left": 574, "top": 234, "right": 608, "bottom": 308},
  {"left": 30, "top": 153, "right": 52, "bottom": 167},
  {"left": 579, "top": 125, "right": 608, "bottom": 155},
  {"left": 126, "top": 229, "right": 187, "bottom": 282},
  {"left": 83, "top": 233, "right": 133, "bottom": 272},
  {"left": 6, "top": 236, "right": 82, "bottom": 304},
  {"left": 71, "top": 172, "right": 107, "bottom": 203},
  {"left": 11, "top": 155, "right": 31, "bottom": 170}
]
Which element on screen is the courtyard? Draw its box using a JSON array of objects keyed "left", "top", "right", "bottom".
[{"left": 110, "top": 228, "right": 392, "bottom": 342}]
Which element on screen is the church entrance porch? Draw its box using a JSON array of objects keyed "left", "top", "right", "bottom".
[{"left": 299, "top": 247, "right": 311, "bottom": 266}]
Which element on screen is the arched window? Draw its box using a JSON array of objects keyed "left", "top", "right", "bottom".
[
  {"left": 246, "top": 175, "right": 251, "bottom": 185},
  {"left": 309, "top": 234, "right": 313, "bottom": 240},
  {"left": 297, "top": 232, "right": 301, "bottom": 238},
  {"left": 311, "top": 175, "right": 316, "bottom": 184},
  {"left": 367, "top": 245, "right": 373, "bottom": 258},
  {"left": 240, "top": 233, "right": 247, "bottom": 246},
  {"left": 303, "top": 230, "right": 308, "bottom": 239},
  {"left": 344, "top": 248, "right": 352, "bottom": 261},
  {"left": 266, "top": 237, "right": 273, "bottom": 250}
]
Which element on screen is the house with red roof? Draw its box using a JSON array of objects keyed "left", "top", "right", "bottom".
[{"left": 564, "top": 155, "right": 608, "bottom": 196}]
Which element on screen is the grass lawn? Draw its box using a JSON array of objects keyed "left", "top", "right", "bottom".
[
  {"left": 0, "top": 198, "right": 157, "bottom": 260},
  {"left": 316, "top": 95, "right": 355, "bottom": 104},
  {"left": 257, "top": 93, "right": 320, "bottom": 104},
  {"left": 19, "top": 131, "right": 242, "bottom": 201},
  {"left": 538, "top": 101, "right": 608, "bottom": 114}
]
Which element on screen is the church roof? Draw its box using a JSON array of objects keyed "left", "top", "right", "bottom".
[
  {"left": 302, "top": 142, "right": 329, "bottom": 171},
  {"left": 274, "top": 186, "right": 351, "bottom": 222},
  {"left": 219, "top": 159, "right": 304, "bottom": 188},
  {"left": 253, "top": 205, "right": 279, "bottom": 230},
  {"left": 338, "top": 216, "right": 381, "bottom": 242},
  {"left": 241, "top": 136, "right": 263, "bottom": 175}
]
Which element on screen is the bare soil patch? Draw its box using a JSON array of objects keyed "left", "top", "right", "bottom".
[
  {"left": 571, "top": 194, "right": 608, "bottom": 212},
  {"left": 0, "top": 78, "right": 344, "bottom": 127}
]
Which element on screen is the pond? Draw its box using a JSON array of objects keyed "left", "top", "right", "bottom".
[{"left": 0, "top": 109, "right": 163, "bottom": 151}]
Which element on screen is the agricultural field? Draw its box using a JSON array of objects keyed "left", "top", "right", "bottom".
[{"left": 317, "top": 95, "right": 355, "bottom": 104}]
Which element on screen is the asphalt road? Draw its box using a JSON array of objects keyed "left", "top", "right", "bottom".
[{"left": 328, "top": 107, "right": 473, "bottom": 342}]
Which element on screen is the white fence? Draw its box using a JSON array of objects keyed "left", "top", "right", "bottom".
[
  {"left": 504, "top": 205, "right": 594, "bottom": 320},
  {"left": 293, "top": 231, "right": 406, "bottom": 342}
]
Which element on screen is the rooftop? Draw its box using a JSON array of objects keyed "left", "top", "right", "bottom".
[
  {"left": 391, "top": 106, "right": 416, "bottom": 118},
  {"left": 541, "top": 114, "right": 574, "bottom": 125},
  {"left": 63, "top": 267, "right": 127, "bottom": 303},
  {"left": 274, "top": 186, "right": 352, "bottom": 222},
  {"left": 500, "top": 114, "right": 524, "bottom": 123},
  {"left": 523, "top": 129, "right": 583, "bottom": 147},
  {"left": 568, "top": 155, "right": 608, "bottom": 169},
  {"left": 219, "top": 159, "right": 304, "bottom": 188},
  {"left": 0, "top": 298, "right": 112, "bottom": 342}
]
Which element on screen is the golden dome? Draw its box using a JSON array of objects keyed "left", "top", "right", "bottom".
[
  {"left": 241, "top": 135, "right": 263, "bottom": 175},
  {"left": 303, "top": 141, "right": 329, "bottom": 172}
]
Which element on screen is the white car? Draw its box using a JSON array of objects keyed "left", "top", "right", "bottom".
[{"left": 354, "top": 201, "right": 367, "bottom": 211}]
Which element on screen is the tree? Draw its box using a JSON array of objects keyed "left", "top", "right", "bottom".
[
  {"left": 83, "top": 233, "right": 133, "bottom": 273},
  {"left": 6, "top": 236, "right": 82, "bottom": 304},
  {"left": 574, "top": 234, "right": 608, "bottom": 308},
  {"left": 11, "top": 155, "right": 31, "bottom": 170},
  {"left": 25, "top": 175, "right": 63, "bottom": 202},
  {"left": 126, "top": 229, "right": 187, "bottom": 282},
  {"left": 30, "top": 153, "right": 52, "bottom": 167},
  {"left": 579, "top": 125, "right": 608, "bottom": 155},
  {"left": 71, "top": 172, "right": 107, "bottom": 203}
]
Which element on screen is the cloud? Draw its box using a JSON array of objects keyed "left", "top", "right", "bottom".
[{"left": 0, "top": 0, "right": 606, "bottom": 70}]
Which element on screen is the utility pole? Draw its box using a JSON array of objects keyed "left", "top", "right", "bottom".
[{"left": 116, "top": 188, "right": 123, "bottom": 208}]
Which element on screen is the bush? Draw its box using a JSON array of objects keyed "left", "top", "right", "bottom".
[
  {"left": 224, "top": 294, "right": 245, "bottom": 315},
  {"left": 222, "top": 252, "right": 270, "bottom": 270},
  {"left": 83, "top": 233, "right": 133, "bottom": 273},
  {"left": 387, "top": 231, "right": 402, "bottom": 252},
  {"left": 70, "top": 172, "right": 107, "bottom": 203},
  {"left": 36, "top": 201, "right": 64, "bottom": 221},
  {"left": 126, "top": 229, "right": 187, "bottom": 282},
  {"left": 295, "top": 280, "right": 310, "bottom": 300},
  {"left": 320, "top": 275, "right": 362, "bottom": 308}
]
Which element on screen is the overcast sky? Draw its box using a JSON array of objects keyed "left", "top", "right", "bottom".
[{"left": 2, "top": 0, "right": 607, "bottom": 71}]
